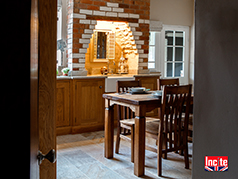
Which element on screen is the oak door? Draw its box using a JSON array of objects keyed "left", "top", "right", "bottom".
[
  {"left": 38, "top": 0, "right": 57, "bottom": 178},
  {"left": 73, "top": 79, "right": 105, "bottom": 131},
  {"left": 29, "top": 0, "right": 57, "bottom": 178}
]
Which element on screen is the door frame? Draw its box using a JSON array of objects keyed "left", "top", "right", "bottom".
[{"left": 30, "top": 0, "right": 39, "bottom": 178}]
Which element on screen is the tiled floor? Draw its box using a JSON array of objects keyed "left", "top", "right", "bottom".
[{"left": 57, "top": 130, "right": 192, "bottom": 179}]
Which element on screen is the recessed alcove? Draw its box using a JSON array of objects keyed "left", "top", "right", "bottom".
[{"left": 85, "top": 20, "right": 139, "bottom": 75}]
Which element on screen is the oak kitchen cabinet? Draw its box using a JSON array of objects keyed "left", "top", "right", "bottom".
[
  {"left": 56, "top": 75, "right": 160, "bottom": 135},
  {"left": 56, "top": 77, "right": 105, "bottom": 135},
  {"left": 56, "top": 79, "right": 71, "bottom": 135},
  {"left": 72, "top": 78, "right": 105, "bottom": 133}
]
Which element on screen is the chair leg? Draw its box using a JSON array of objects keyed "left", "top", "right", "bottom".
[
  {"left": 131, "top": 125, "right": 134, "bottom": 163},
  {"left": 157, "top": 140, "right": 162, "bottom": 176},
  {"left": 179, "top": 134, "right": 184, "bottom": 156},
  {"left": 162, "top": 133, "right": 167, "bottom": 159},
  {"left": 184, "top": 145, "right": 189, "bottom": 169},
  {"left": 158, "top": 156, "right": 162, "bottom": 176},
  {"left": 181, "top": 130, "right": 189, "bottom": 169},
  {"left": 116, "top": 105, "right": 121, "bottom": 154},
  {"left": 115, "top": 127, "right": 121, "bottom": 154}
]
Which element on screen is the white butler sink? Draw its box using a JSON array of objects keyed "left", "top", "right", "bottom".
[{"left": 105, "top": 75, "right": 135, "bottom": 92}]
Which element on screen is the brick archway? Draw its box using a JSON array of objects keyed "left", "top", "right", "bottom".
[{"left": 66, "top": 0, "right": 150, "bottom": 75}]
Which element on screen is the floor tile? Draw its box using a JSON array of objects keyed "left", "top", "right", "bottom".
[
  {"left": 57, "top": 153, "right": 89, "bottom": 179},
  {"left": 57, "top": 130, "right": 192, "bottom": 179},
  {"left": 78, "top": 160, "right": 125, "bottom": 179}
]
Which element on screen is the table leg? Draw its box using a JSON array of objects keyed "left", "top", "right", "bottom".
[
  {"left": 104, "top": 99, "right": 114, "bottom": 159},
  {"left": 134, "top": 105, "right": 146, "bottom": 176}
]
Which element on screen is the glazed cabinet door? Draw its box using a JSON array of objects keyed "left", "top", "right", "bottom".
[
  {"left": 73, "top": 79, "right": 105, "bottom": 133},
  {"left": 56, "top": 80, "right": 70, "bottom": 128}
]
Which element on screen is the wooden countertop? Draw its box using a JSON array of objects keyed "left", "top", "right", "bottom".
[{"left": 57, "top": 73, "right": 161, "bottom": 80}]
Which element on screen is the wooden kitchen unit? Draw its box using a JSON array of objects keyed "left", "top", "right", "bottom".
[
  {"left": 72, "top": 78, "right": 105, "bottom": 134},
  {"left": 56, "top": 79, "right": 72, "bottom": 135},
  {"left": 56, "top": 74, "right": 160, "bottom": 136},
  {"left": 56, "top": 77, "right": 105, "bottom": 135}
]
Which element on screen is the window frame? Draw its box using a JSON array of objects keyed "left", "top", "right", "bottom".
[
  {"left": 160, "top": 25, "right": 189, "bottom": 84},
  {"left": 57, "top": 0, "right": 67, "bottom": 67},
  {"left": 148, "top": 31, "right": 161, "bottom": 72},
  {"left": 164, "top": 30, "right": 185, "bottom": 77},
  {"left": 57, "top": 8, "right": 63, "bottom": 66}
]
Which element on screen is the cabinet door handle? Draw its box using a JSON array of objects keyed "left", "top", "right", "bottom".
[{"left": 99, "top": 85, "right": 102, "bottom": 89}]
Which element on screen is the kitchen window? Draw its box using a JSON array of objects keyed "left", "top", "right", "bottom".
[
  {"left": 148, "top": 31, "right": 161, "bottom": 71},
  {"left": 165, "top": 30, "right": 185, "bottom": 77},
  {"left": 148, "top": 32, "right": 155, "bottom": 69},
  {"left": 161, "top": 25, "right": 189, "bottom": 84},
  {"left": 57, "top": 0, "right": 67, "bottom": 67},
  {"left": 57, "top": 8, "right": 63, "bottom": 66},
  {"left": 149, "top": 25, "right": 189, "bottom": 84}
]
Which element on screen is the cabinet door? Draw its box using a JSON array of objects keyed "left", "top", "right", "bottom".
[
  {"left": 56, "top": 81, "right": 70, "bottom": 127},
  {"left": 74, "top": 79, "right": 105, "bottom": 128}
]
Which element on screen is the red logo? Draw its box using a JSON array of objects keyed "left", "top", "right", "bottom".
[{"left": 205, "top": 156, "right": 228, "bottom": 172}]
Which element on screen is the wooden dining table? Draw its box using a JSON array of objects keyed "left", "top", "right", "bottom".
[{"left": 102, "top": 92, "right": 161, "bottom": 177}]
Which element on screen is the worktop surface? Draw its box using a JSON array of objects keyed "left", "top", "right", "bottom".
[{"left": 57, "top": 73, "right": 161, "bottom": 80}]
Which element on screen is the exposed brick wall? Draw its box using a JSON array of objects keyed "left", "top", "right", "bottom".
[{"left": 67, "top": 0, "right": 150, "bottom": 75}]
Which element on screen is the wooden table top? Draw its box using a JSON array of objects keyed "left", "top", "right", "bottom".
[{"left": 103, "top": 93, "right": 161, "bottom": 106}]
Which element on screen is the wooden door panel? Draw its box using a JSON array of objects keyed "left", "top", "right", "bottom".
[
  {"left": 38, "top": 0, "right": 57, "bottom": 178},
  {"left": 56, "top": 82, "right": 70, "bottom": 127},
  {"left": 80, "top": 84, "right": 100, "bottom": 124},
  {"left": 74, "top": 79, "right": 104, "bottom": 127}
]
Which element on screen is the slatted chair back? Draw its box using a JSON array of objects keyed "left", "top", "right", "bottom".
[
  {"left": 117, "top": 80, "right": 142, "bottom": 94},
  {"left": 157, "top": 84, "right": 192, "bottom": 174},
  {"left": 116, "top": 80, "right": 141, "bottom": 120},
  {"left": 157, "top": 78, "right": 179, "bottom": 90}
]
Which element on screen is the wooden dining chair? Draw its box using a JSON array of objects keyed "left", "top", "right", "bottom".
[
  {"left": 155, "top": 78, "right": 180, "bottom": 139},
  {"left": 145, "top": 84, "right": 192, "bottom": 176},
  {"left": 157, "top": 78, "right": 193, "bottom": 142},
  {"left": 115, "top": 80, "right": 159, "bottom": 162},
  {"left": 183, "top": 103, "right": 194, "bottom": 143},
  {"left": 115, "top": 80, "right": 141, "bottom": 162},
  {"left": 157, "top": 78, "right": 180, "bottom": 90}
]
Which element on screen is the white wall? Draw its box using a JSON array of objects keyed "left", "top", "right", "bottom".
[
  {"left": 150, "top": 0, "right": 194, "bottom": 26},
  {"left": 150, "top": 0, "right": 195, "bottom": 86}
]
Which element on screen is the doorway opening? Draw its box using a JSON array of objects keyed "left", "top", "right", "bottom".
[{"left": 55, "top": 0, "right": 194, "bottom": 178}]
